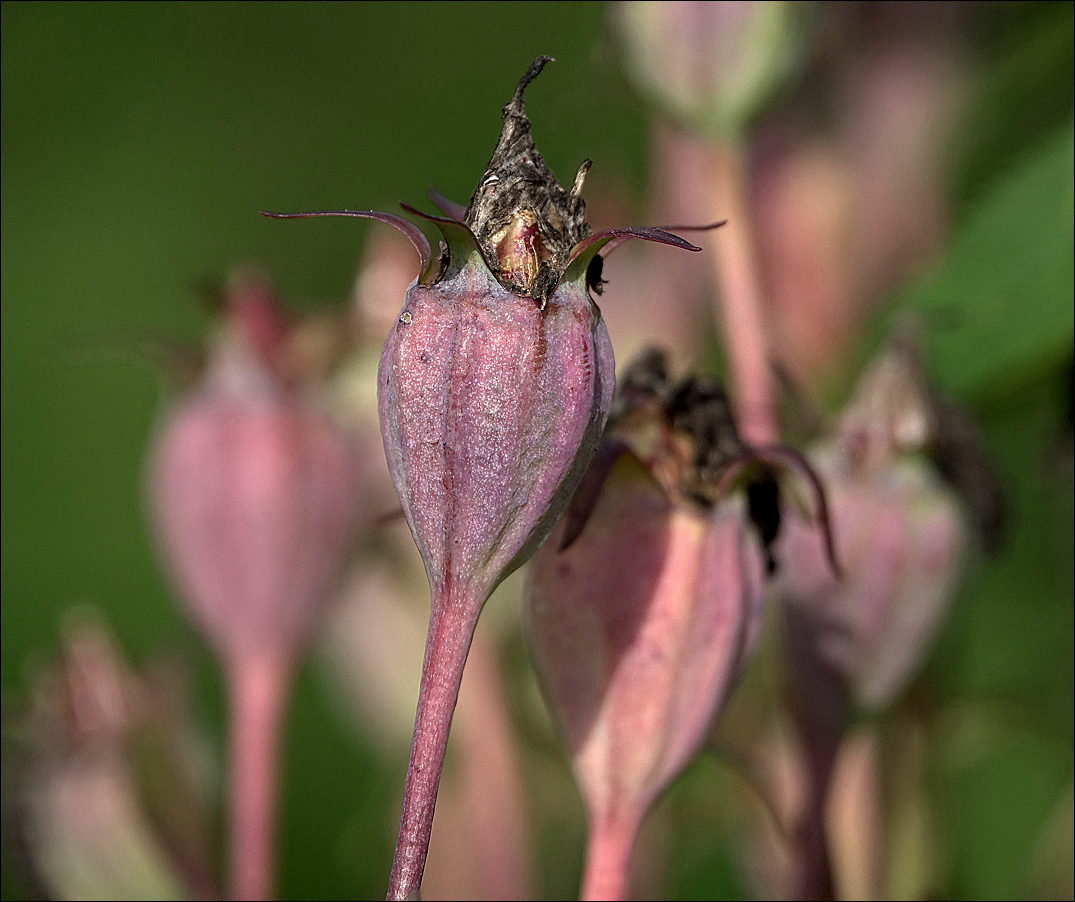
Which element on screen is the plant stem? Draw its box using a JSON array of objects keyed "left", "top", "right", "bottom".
[
  {"left": 784, "top": 615, "right": 845, "bottom": 902},
  {"left": 226, "top": 651, "right": 290, "bottom": 901},
  {"left": 705, "top": 142, "right": 778, "bottom": 446},
  {"left": 826, "top": 728, "right": 885, "bottom": 900},
  {"left": 579, "top": 813, "right": 639, "bottom": 901},
  {"left": 453, "top": 635, "right": 533, "bottom": 900},
  {"left": 387, "top": 592, "right": 480, "bottom": 901}
]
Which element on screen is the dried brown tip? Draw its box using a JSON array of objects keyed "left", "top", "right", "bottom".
[{"left": 465, "top": 56, "right": 591, "bottom": 304}]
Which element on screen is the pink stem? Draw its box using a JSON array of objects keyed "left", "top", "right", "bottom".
[
  {"left": 226, "top": 652, "right": 291, "bottom": 901},
  {"left": 785, "top": 620, "right": 845, "bottom": 901},
  {"left": 387, "top": 591, "right": 481, "bottom": 901},
  {"left": 705, "top": 143, "right": 777, "bottom": 446},
  {"left": 454, "top": 637, "right": 533, "bottom": 900},
  {"left": 579, "top": 814, "right": 639, "bottom": 902}
]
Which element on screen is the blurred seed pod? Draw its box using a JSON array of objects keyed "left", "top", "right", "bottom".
[{"left": 148, "top": 271, "right": 364, "bottom": 665}]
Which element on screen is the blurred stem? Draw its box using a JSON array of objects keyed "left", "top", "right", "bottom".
[
  {"left": 788, "top": 786, "right": 837, "bottom": 902},
  {"left": 226, "top": 651, "right": 291, "bottom": 902},
  {"left": 387, "top": 592, "right": 480, "bottom": 901},
  {"left": 451, "top": 636, "right": 533, "bottom": 900},
  {"left": 579, "top": 814, "right": 638, "bottom": 901},
  {"left": 785, "top": 623, "right": 846, "bottom": 902},
  {"left": 827, "top": 728, "right": 885, "bottom": 900},
  {"left": 705, "top": 142, "right": 777, "bottom": 446}
]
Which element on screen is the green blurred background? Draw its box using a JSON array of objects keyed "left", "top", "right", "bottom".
[{"left": 2, "top": 2, "right": 1072, "bottom": 899}]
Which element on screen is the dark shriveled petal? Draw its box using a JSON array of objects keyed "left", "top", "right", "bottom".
[{"left": 714, "top": 444, "right": 843, "bottom": 580}]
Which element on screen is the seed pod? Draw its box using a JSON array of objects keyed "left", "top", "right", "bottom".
[
  {"left": 777, "top": 336, "right": 971, "bottom": 709},
  {"left": 379, "top": 62, "right": 704, "bottom": 611},
  {"left": 527, "top": 447, "right": 766, "bottom": 900},
  {"left": 525, "top": 349, "right": 836, "bottom": 900},
  {"left": 148, "top": 273, "right": 364, "bottom": 899},
  {"left": 149, "top": 274, "right": 362, "bottom": 664},
  {"left": 378, "top": 59, "right": 698, "bottom": 900},
  {"left": 266, "top": 60, "right": 705, "bottom": 900},
  {"left": 617, "top": 1, "right": 813, "bottom": 137},
  {"left": 9, "top": 615, "right": 217, "bottom": 901}
]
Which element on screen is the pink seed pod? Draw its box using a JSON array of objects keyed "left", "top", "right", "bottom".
[
  {"left": 759, "top": 332, "right": 991, "bottom": 901},
  {"left": 616, "top": 0, "right": 813, "bottom": 137},
  {"left": 781, "top": 452, "right": 964, "bottom": 713},
  {"left": 777, "top": 338, "right": 969, "bottom": 710},
  {"left": 265, "top": 59, "right": 706, "bottom": 900},
  {"left": 527, "top": 447, "right": 766, "bottom": 900},
  {"left": 375, "top": 57, "right": 705, "bottom": 898},
  {"left": 377, "top": 62, "right": 703, "bottom": 614},
  {"left": 148, "top": 272, "right": 364, "bottom": 899},
  {"left": 523, "top": 347, "right": 839, "bottom": 900},
  {"left": 148, "top": 272, "right": 363, "bottom": 664},
  {"left": 377, "top": 224, "right": 617, "bottom": 612}
]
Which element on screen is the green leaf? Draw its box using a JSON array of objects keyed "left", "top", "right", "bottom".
[
  {"left": 952, "top": 1, "right": 1074, "bottom": 210},
  {"left": 897, "top": 120, "right": 1074, "bottom": 401}
]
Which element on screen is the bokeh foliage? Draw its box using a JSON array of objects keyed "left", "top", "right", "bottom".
[{"left": 3, "top": 3, "right": 1071, "bottom": 899}]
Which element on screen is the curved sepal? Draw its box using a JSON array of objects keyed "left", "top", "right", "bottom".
[
  {"left": 599, "top": 219, "right": 728, "bottom": 259},
  {"left": 564, "top": 226, "right": 703, "bottom": 286},
  {"left": 261, "top": 208, "right": 433, "bottom": 280},
  {"left": 399, "top": 202, "right": 491, "bottom": 282},
  {"left": 425, "top": 187, "right": 467, "bottom": 223},
  {"left": 714, "top": 444, "right": 842, "bottom": 579}
]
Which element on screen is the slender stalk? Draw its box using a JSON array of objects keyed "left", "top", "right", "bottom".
[
  {"left": 826, "top": 728, "right": 885, "bottom": 900},
  {"left": 453, "top": 636, "right": 533, "bottom": 900},
  {"left": 225, "top": 651, "right": 291, "bottom": 901},
  {"left": 784, "top": 620, "right": 845, "bottom": 902},
  {"left": 579, "top": 813, "right": 639, "bottom": 902},
  {"left": 387, "top": 591, "right": 481, "bottom": 901},
  {"left": 705, "top": 142, "right": 778, "bottom": 446},
  {"left": 787, "top": 755, "right": 838, "bottom": 902}
]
